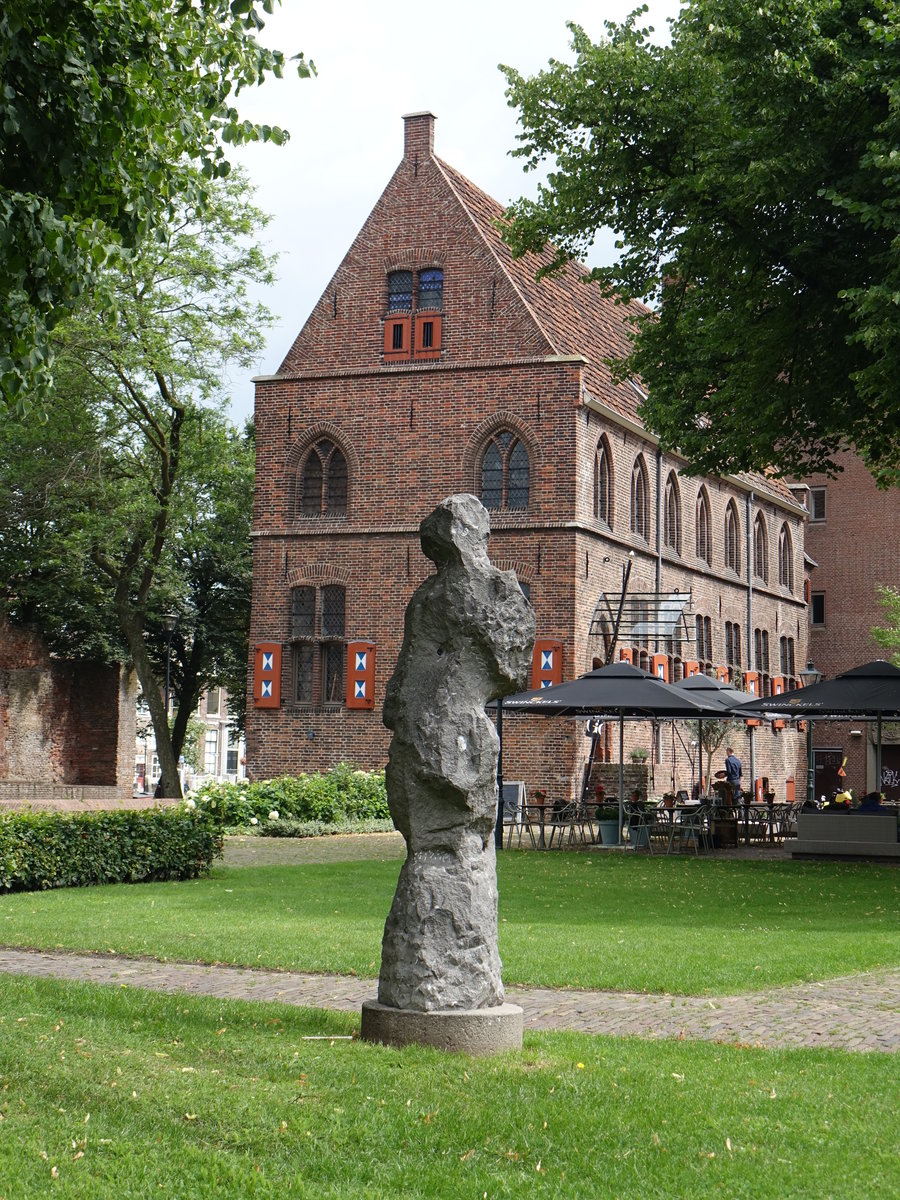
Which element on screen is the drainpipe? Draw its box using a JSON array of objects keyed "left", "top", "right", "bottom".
[
  {"left": 745, "top": 491, "right": 756, "bottom": 795},
  {"left": 654, "top": 449, "right": 663, "bottom": 613}
]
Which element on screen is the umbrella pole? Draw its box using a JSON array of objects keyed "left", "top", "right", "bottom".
[
  {"left": 618, "top": 713, "right": 624, "bottom": 846},
  {"left": 877, "top": 712, "right": 883, "bottom": 796},
  {"left": 748, "top": 724, "right": 756, "bottom": 803}
]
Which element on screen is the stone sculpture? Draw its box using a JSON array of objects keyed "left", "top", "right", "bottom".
[{"left": 375, "top": 493, "right": 534, "bottom": 1013}]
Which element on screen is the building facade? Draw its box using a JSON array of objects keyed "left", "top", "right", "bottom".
[
  {"left": 802, "top": 452, "right": 900, "bottom": 800},
  {"left": 247, "top": 113, "right": 807, "bottom": 799}
]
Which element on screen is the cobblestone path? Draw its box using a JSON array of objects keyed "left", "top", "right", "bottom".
[{"left": 1, "top": 947, "right": 896, "bottom": 1053}]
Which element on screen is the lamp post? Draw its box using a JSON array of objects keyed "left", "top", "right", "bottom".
[
  {"left": 798, "top": 662, "right": 823, "bottom": 804},
  {"left": 162, "top": 613, "right": 178, "bottom": 718}
]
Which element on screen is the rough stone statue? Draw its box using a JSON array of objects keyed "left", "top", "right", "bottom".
[{"left": 377, "top": 493, "right": 535, "bottom": 1011}]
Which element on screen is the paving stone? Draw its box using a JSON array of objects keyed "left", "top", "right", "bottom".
[{"left": 0, "top": 947, "right": 896, "bottom": 1053}]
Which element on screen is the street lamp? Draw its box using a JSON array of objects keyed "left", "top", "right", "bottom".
[
  {"left": 798, "top": 661, "right": 823, "bottom": 804},
  {"left": 162, "top": 613, "right": 178, "bottom": 717}
]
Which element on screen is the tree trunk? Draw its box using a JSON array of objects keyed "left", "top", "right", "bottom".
[{"left": 118, "top": 607, "right": 182, "bottom": 799}]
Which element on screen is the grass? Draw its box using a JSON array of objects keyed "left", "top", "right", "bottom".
[
  {"left": 0, "top": 973, "right": 896, "bottom": 1199},
  {"left": 1, "top": 854, "right": 898, "bottom": 994}
]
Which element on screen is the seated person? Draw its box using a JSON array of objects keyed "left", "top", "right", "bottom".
[{"left": 857, "top": 791, "right": 886, "bottom": 812}]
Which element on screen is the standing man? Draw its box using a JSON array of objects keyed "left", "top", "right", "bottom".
[{"left": 724, "top": 747, "right": 743, "bottom": 805}]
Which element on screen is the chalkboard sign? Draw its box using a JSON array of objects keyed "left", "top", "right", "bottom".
[{"left": 502, "top": 781, "right": 526, "bottom": 821}]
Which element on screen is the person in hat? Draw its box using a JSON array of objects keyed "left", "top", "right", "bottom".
[{"left": 857, "top": 791, "right": 886, "bottom": 812}]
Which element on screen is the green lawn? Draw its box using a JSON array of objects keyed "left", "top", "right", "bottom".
[
  {"left": 2, "top": 854, "right": 898, "bottom": 994},
  {"left": 0, "top": 973, "right": 895, "bottom": 1199}
]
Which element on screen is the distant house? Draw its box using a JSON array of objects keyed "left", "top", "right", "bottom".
[
  {"left": 246, "top": 112, "right": 808, "bottom": 799},
  {"left": 134, "top": 687, "right": 246, "bottom": 796},
  {"left": 799, "top": 453, "right": 900, "bottom": 801}
]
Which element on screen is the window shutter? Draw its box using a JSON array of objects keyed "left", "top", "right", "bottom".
[
  {"left": 531, "top": 639, "right": 563, "bottom": 689},
  {"left": 744, "top": 670, "right": 759, "bottom": 696},
  {"left": 619, "top": 648, "right": 634, "bottom": 665},
  {"left": 682, "top": 659, "right": 700, "bottom": 678},
  {"left": 253, "top": 643, "right": 281, "bottom": 708},
  {"left": 383, "top": 316, "right": 411, "bottom": 361},
  {"left": 772, "top": 675, "right": 785, "bottom": 695},
  {"left": 414, "top": 314, "right": 442, "bottom": 359},
  {"left": 650, "top": 653, "right": 669, "bottom": 682},
  {"left": 346, "top": 642, "right": 376, "bottom": 709},
  {"left": 716, "top": 666, "right": 729, "bottom": 683}
]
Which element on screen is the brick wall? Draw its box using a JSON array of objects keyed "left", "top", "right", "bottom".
[
  {"left": 247, "top": 113, "right": 809, "bottom": 800},
  {"left": 0, "top": 616, "right": 134, "bottom": 796}
]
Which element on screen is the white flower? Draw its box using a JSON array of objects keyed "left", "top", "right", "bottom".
[
  {"left": 268, "top": 810, "right": 279, "bottom": 821},
  {"left": 185, "top": 798, "right": 196, "bottom": 809},
  {"left": 249, "top": 816, "right": 258, "bottom": 826}
]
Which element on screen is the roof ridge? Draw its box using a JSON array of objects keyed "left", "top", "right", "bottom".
[{"left": 433, "top": 156, "right": 561, "bottom": 355}]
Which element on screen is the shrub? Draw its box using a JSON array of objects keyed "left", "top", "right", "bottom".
[
  {"left": 0, "top": 807, "right": 223, "bottom": 893},
  {"left": 263, "top": 817, "right": 396, "bottom": 839},
  {"left": 190, "top": 764, "right": 390, "bottom": 831}
]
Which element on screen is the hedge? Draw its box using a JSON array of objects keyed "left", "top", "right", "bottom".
[
  {"left": 0, "top": 807, "right": 223, "bottom": 893},
  {"left": 190, "top": 763, "right": 390, "bottom": 831}
]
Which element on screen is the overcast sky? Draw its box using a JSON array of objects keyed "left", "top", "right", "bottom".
[{"left": 224, "top": 1, "right": 682, "bottom": 422}]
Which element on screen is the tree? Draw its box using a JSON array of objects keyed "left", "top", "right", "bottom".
[
  {"left": 0, "top": 171, "right": 269, "bottom": 797},
  {"left": 872, "top": 585, "right": 900, "bottom": 665},
  {"left": 0, "top": 0, "right": 312, "bottom": 412},
  {"left": 501, "top": 1, "right": 900, "bottom": 484}
]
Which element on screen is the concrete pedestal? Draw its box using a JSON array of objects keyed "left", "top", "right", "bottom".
[{"left": 360, "top": 1000, "right": 523, "bottom": 1055}]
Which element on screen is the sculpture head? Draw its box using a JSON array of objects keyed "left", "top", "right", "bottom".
[{"left": 420, "top": 494, "right": 490, "bottom": 569}]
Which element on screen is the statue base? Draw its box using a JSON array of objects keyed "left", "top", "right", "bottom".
[{"left": 360, "top": 1000, "right": 523, "bottom": 1055}]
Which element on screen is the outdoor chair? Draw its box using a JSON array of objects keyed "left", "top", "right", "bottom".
[
  {"left": 667, "top": 803, "right": 712, "bottom": 855},
  {"left": 546, "top": 801, "right": 582, "bottom": 849},
  {"left": 624, "top": 800, "right": 658, "bottom": 853}
]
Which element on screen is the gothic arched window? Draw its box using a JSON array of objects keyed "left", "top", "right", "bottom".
[
  {"left": 724, "top": 500, "right": 741, "bottom": 574},
  {"left": 298, "top": 440, "right": 348, "bottom": 517},
  {"left": 778, "top": 523, "right": 794, "bottom": 591},
  {"left": 480, "top": 432, "right": 529, "bottom": 511},
  {"left": 630, "top": 456, "right": 649, "bottom": 541},
  {"left": 663, "top": 471, "right": 681, "bottom": 554},
  {"left": 696, "top": 489, "right": 711, "bottom": 565},
  {"left": 594, "top": 437, "right": 613, "bottom": 526},
  {"left": 754, "top": 513, "right": 768, "bottom": 582}
]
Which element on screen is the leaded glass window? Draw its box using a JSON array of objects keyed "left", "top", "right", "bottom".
[
  {"left": 387, "top": 270, "right": 413, "bottom": 311},
  {"left": 298, "top": 440, "right": 348, "bottom": 517},
  {"left": 778, "top": 524, "right": 793, "bottom": 591},
  {"left": 594, "top": 438, "right": 613, "bottom": 526},
  {"left": 696, "top": 489, "right": 711, "bottom": 565},
  {"left": 754, "top": 513, "right": 768, "bottom": 582},
  {"left": 418, "top": 269, "right": 443, "bottom": 310},
  {"left": 480, "top": 431, "right": 529, "bottom": 511},
  {"left": 664, "top": 472, "right": 680, "bottom": 553},
  {"left": 291, "top": 584, "right": 346, "bottom": 707},
  {"left": 724, "top": 501, "right": 741, "bottom": 573},
  {"left": 630, "top": 456, "right": 649, "bottom": 540}
]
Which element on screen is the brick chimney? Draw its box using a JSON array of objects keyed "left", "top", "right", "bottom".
[{"left": 403, "top": 111, "right": 436, "bottom": 161}]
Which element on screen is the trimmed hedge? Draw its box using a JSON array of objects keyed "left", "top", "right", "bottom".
[
  {"left": 0, "top": 807, "right": 223, "bottom": 893},
  {"left": 262, "top": 817, "right": 396, "bottom": 839},
  {"left": 191, "top": 763, "right": 390, "bottom": 831}
]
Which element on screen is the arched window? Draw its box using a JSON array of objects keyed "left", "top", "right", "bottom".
[
  {"left": 480, "top": 431, "right": 529, "bottom": 511},
  {"left": 695, "top": 488, "right": 711, "bottom": 565},
  {"left": 663, "top": 471, "right": 681, "bottom": 554},
  {"left": 291, "top": 584, "right": 346, "bottom": 706},
  {"left": 298, "top": 440, "right": 348, "bottom": 517},
  {"left": 778, "top": 523, "right": 793, "bottom": 591},
  {"left": 753, "top": 513, "right": 768, "bottom": 582},
  {"left": 594, "top": 437, "right": 613, "bottom": 526},
  {"left": 724, "top": 500, "right": 741, "bottom": 573},
  {"left": 630, "top": 456, "right": 649, "bottom": 541}
]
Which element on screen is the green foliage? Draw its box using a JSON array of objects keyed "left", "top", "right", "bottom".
[
  {"left": 191, "top": 765, "right": 390, "bottom": 830},
  {"left": 0, "top": 0, "right": 312, "bottom": 410},
  {"left": 0, "top": 171, "right": 266, "bottom": 796},
  {"left": 872, "top": 584, "right": 900, "bottom": 665},
  {"left": 0, "top": 806, "right": 222, "bottom": 893},
  {"left": 502, "top": 0, "right": 900, "bottom": 484},
  {"left": 262, "top": 817, "right": 396, "bottom": 839}
]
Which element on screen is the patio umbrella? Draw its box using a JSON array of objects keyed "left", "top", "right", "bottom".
[
  {"left": 499, "top": 662, "right": 712, "bottom": 844},
  {"left": 737, "top": 660, "right": 900, "bottom": 795},
  {"left": 674, "top": 674, "right": 757, "bottom": 796}
]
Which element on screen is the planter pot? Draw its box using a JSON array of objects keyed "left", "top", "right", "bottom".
[
  {"left": 628, "top": 822, "right": 650, "bottom": 849},
  {"left": 597, "top": 819, "right": 620, "bottom": 845}
]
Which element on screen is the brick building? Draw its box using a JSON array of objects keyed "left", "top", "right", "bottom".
[
  {"left": 247, "top": 112, "right": 808, "bottom": 799},
  {"left": 0, "top": 615, "right": 135, "bottom": 805},
  {"left": 801, "top": 453, "right": 900, "bottom": 801}
]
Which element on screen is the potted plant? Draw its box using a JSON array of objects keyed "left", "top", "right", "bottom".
[
  {"left": 630, "top": 747, "right": 649, "bottom": 764},
  {"left": 595, "top": 804, "right": 621, "bottom": 845}
]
